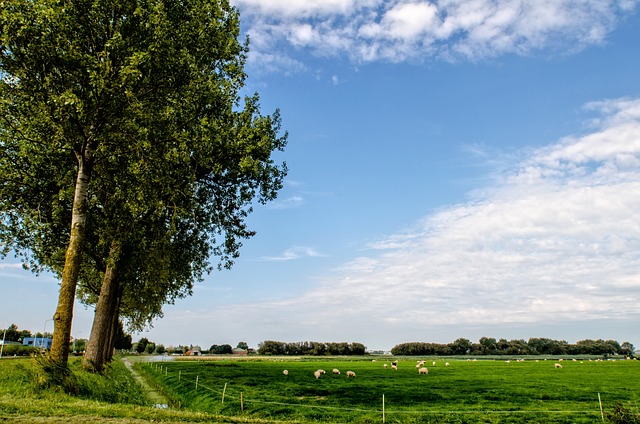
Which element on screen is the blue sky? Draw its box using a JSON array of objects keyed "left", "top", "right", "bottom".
[{"left": 2, "top": 0, "right": 640, "bottom": 352}]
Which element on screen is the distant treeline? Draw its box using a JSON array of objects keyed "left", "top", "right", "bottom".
[
  {"left": 391, "top": 338, "right": 635, "bottom": 356},
  {"left": 258, "top": 341, "right": 367, "bottom": 356}
]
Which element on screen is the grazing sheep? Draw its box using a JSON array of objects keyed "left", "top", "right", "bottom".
[
  {"left": 314, "top": 370, "right": 321, "bottom": 379},
  {"left": 432, "top": 361, "right": 436, "bottom": 366},
  {"left": 417, "top": 360, "right": 425, "bottom": 366},
  {"left": 283, "top": 370, "right": 289, "bottom": 376},
  {"left": 346, "top": 371, "right": 356, "bottom": 378},
  {"left": 391, "top": 364, "right": 397, "bottom": 370},
  {"left": 418, "top": 367, "right": 428, "bottom": 374},
  {"left": 445, "top": 362, "right": 450, "bottom": 367},
  {"left": 332, "top": 368, "right": 341, "bottom": 374},
  {"left": 318, "top": 369, "right": 326, "bottom": 374},
  {"left": 383, "top": 364, "right": 388, "bottom": 368},
  {"left": 554, "top": 363, "right": 563, "bottom": 368},
  {"left": 391, "top": 360, "right": 398, "bottom": 366}
]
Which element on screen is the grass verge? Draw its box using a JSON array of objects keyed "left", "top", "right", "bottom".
[{"left": 0, "top": 356, "right": 284, "bottom": 423}]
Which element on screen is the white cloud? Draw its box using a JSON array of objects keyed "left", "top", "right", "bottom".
[
  {"left": 261, "top": 245, "right": 327, "bottom": 261},
  {"left": 0, "top": 263, "right": 24, "bottom": 270},
  {"left": 363, "top": 2, "right": 439, "bottom": 40},
  {"left": 267, "top": 195, "right": 305, "bottom": 209},
  {"left": 170, "top": 97, "right": 640, "bottom": 347},
  {"left": 235, "top": 0, "right": 380, "bottom": 18},
  {"left": 236, "top": 0, "right": 636, "bottom": 70}
]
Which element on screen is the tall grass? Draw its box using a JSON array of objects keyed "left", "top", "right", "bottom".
[{"left": 0, "top": 356, "right": 262, "bottom": 423}]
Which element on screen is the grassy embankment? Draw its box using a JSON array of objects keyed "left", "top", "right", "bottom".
[
  {"left": 0, "top": 356, "right": 275, "bottom": 423},
  {"left": 137, "top": 356, "right": 640, "bottom": 423}
]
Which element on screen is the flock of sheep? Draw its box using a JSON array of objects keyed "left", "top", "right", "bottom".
[
  {"left": 282, "top": 368, "right": 357, "bottom": 378},
  {"left": 282, "top": 357, "right": 597, "bottom": 380},
  {"left": 282, "top": 359, "right": 454, "bottom": 380}
]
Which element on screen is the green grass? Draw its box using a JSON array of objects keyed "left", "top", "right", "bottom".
[
  {"left": 137, "top": 356, "right": 640, "bottom": 423},
  {"left": 0, "top": 356, "right": 273, "bottom": 423},
  {"left": 1, "top": 355, "right": 639, "bottom": 423}
]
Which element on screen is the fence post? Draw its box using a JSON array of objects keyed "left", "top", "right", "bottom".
[
  {"left": 383, "top": 394, "right": 385, "bottom": 423},
  {"left": 241, "top": 392, "right": 244, "bottom": 412},
  {"left": 179, "top": 370, "right": 181, "bottom": 382},
  {"left": 222, "top": 383, "right": 227, "bottom": 404},
  {"left": 598, "top": 393, "right": 604, "bottom": 423},
  {"left": 196, "top": 375, "right": 199, "bottom": 390}
]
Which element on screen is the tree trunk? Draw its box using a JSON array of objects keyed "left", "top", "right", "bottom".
[
  {"left": 50, "top": 149, "right": 94, "bottom": 367},
  {"left": 83, "top": 241, "right": 121, "bottom": 372},
  {"left": 103, "top": 296, "right": 121, "bottom": 364}
]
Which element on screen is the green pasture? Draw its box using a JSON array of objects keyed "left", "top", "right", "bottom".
[{"left": 137, "top": 356, "right": 640, "bottom": 423}]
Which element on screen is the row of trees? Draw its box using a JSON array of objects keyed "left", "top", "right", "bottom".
[
  {"left": 1, "top": 0, "right": 287, "bottom": 374},
  {"left": 257, "top": 341, "right": 367, "bottom": 356},
  {"left": 0, "top": 323, "right": 50, "bottom": 342},
  {"left": 391, "top": 338, "right": 635, "bottom": 356},
  {"left": 1, "top": 323, "right": 131, "bottom": 353},
  {"left": 130, "top": 338, "right": 248, "bottom": 355}
]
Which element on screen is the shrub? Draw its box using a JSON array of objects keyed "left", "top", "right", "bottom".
[
  {"left": 607, "top": 402, "right": 640, "bottom": 424},
  {"left": 1, "top": 345, "right": 36, "bottom": 356}
]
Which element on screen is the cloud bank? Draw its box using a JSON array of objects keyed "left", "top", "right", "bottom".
[
  {"left": 158, "top": 97, "right": 640, "bottom": 347},
  {"left": 235, "top": 0, "right": 637, "bottom": 70}
]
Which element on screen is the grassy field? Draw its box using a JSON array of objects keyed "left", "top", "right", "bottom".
[
  {"left": 137, "top": 356, "right": 640, "bottom": 423},
  {"left": 1, "top": 355, "right": 638, "bottom": 423}
]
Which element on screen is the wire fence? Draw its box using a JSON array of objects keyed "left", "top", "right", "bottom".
[{"left": 141, "top": 361, "right": 606, "bottom": 423}]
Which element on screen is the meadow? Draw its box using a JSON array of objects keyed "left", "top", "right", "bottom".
[
  {"left": 137, "top": 356, "right": 640, "bottom": 423},
  {"left": 1, "top": 355, "right": 638, "bottom": 423}
]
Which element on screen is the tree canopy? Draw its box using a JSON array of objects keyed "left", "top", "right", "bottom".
[
  {"left": 1, "top": 0, "right": 287, "bottom": 371},
  {"left": 391, "top": 338, "right": 633, "bottom": 356}
]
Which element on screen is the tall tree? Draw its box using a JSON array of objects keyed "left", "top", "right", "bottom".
[{"left": 1, "top": 0, "right": 287, "bottom": 371}]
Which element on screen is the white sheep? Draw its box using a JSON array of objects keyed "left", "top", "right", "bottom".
[
  {"left": 332, "top": 368, "right": 341, "bottom": 374},
  {"left": 314, "top": 370, "right": 321, "bottom": 379},
  {"left": 317, "top": 369, "right": 326, "bottom": 374},
  {"left": 391, "top": 364, "right": 397, "bottom": 370},
  {"left": 346, "top": 371, "right": 356, "bottom": 378},
  {"left": 432, "top": 361, "right": 436, "bottom": 366},
  {"left": 283, "top": 370, "right": 289, "bottom": 376},
  {"left": 554, "top": 363, "right": 563, "bottom": 368},
  {"left": 383, "top": 364, "right": 388, "bottom": 368},
  {"left": 445, "top": 362, "right": 450, "bottom": 367},
  {"left": 418, "top": 367, "right": 428, "bottom": 374}
]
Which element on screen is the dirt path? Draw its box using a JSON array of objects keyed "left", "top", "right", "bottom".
[{"left": 121, "top": 357, "right": 169, "bottom": 408}]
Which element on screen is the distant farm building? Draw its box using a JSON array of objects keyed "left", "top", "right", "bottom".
[
  {"left": 23, "top": 337, "right": 52, "bottom": 349},
  {"left": 185, "top": 347, "right": 201, "bottom": 356}
]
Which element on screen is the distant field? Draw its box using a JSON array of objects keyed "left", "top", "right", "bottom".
[{"left": 136, "top": 356, "right": 640, "bottom": 423}]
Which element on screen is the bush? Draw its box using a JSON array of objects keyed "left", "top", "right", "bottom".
[
  {"left": 1, "top": 344, "right": 36, "bottom": 356},
  {"left": 607, "top": 402, "right": 640, "bottom": 424}
]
